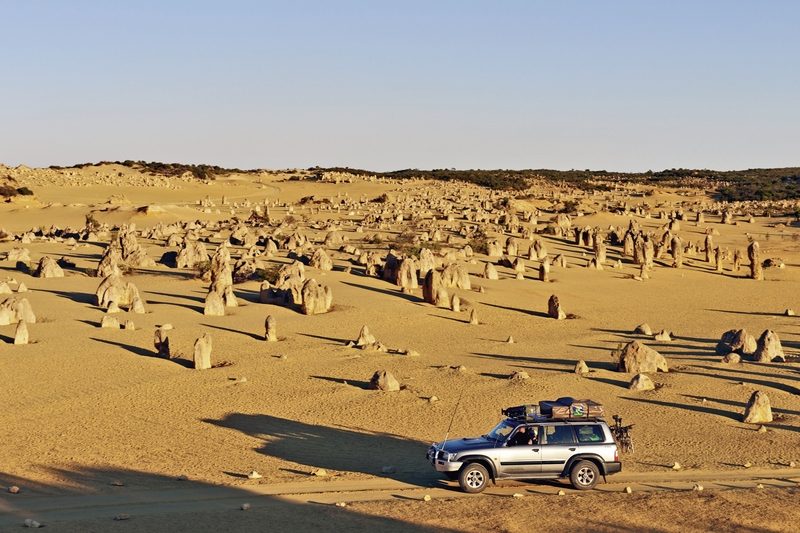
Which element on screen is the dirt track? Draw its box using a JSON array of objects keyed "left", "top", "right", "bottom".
[{"left": 2, "top": 468, "right": 799, "bottom": 530}]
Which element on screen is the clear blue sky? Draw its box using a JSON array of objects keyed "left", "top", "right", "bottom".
[{"left": 1, "top": 1, "right": 798, "bottom": 171}]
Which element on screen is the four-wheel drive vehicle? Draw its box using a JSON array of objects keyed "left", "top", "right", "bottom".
[{"left": 426, "top": 413, "right": 621, "bottom": 493}]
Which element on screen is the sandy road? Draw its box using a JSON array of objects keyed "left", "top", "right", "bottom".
[{"left": 2, "top": 468, "right": 799, "bottom": 528}]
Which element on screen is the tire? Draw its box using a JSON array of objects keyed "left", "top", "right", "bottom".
[
  {"left": 458, "top": 462, "right": 489, "bottom": 493},
  {"left": 569, "top": 460, "right": 599, "bottom": 490},
  {"left": 443, "top": 471, "right": 459, "bottom": 481}
]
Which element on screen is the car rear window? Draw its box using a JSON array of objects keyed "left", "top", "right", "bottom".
[
  {"left": 544, "top": 425, "right": 576, "bottom": 444},
  {"left": 575, "top": 425, "right": 605, "bottom": 443}
]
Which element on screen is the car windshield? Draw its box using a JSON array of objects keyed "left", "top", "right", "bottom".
[{"left": 484, "top": 419, "right": 516, "bottom": 441}]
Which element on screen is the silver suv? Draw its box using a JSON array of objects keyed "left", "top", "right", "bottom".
[{"left": 426, "top": 417, "right": 621, "bottom": 493}]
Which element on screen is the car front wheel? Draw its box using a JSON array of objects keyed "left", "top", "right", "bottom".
[
  {"left": 569, "top": 460, "right": 599, "bottom": 490},
  {"left": 458, "top": 463, "right": 489, "bottom": 493}
]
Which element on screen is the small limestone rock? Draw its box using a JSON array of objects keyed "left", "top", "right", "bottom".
[
  {"left": 509, "top": 371, "right": 530, "bottom": 381},
  {"left": 721, "top": 352, "right": 741, "bottom": 364},
  {"left": 547, "top": 294, "right": 566, "bottom": 320},
  {"left": 654, "top": 329, "right": 672, "bottom": 342},
  {"left": 557, "top": 490, "right": 566, "bottom": 496},
  {"left": 335, "top": 502, "right": 347, "bottom": 507},
  {"left": 247, "top": 470, "right": 262, "bottom": 480},
  {"left": 114, "top": 514, "right": 131, "bottom": 521},
  {"left": 512, "top": 492, "right": 524, "bottom": 499},
  {"left": 756, "top": 483, "right": 764, "bottom": 489},
  {"left": 423, "top": 494, "right": 431, "bottom": 502},
  {"left": 629, "top": 373, "right": 655, "bottom": 391},
  {"left": 743, "top": 390, "right": 773, "bottom": 424},
  {"left": 506, "top": 335, "right": 514, "bottom": 344},
  {"left": 575, "top": 360, "right": 589, "bottom": 376},
  {"left": 469, "top": 308, "right": 479, "bottom": 325},
  {"left": 785, "top": 309, "right": 795, "bottom": 317},
  {"left": 381, "top": 465, "right": 397, "bottom": 474},
  {"left": 23, "top": 519, "right": 42, "bottom": 528},
  {"left": 624, "top": 486, "right": 632, "bottom": 494},
  {"left": 758, "top": 425, "right": 767, "bottom": 433},
  {"left": 312, "top": 468, "right": 328, "bottom": 477},
  {"left": 617, "top": 341, "right": 668, "bottom": 373},
  {"left": 264, "top": 315, "right": 277, "bottom": 342},
  {"left": 753, "top": 330, "right": 785, "bottom": 362},
  {"left": 14, "top": 321, "right": 29, "bottom": 345},
  {"left": 100, "top": 315, "right": 120, "bottom": 329},
  {"left": 241, "top": 503, "right": 251, "bottom": 511},
  {"left": 370, "top": 370, "right": 400, "bottom": 391},
  {"left": 634, "top": 323, "right": 653, "bottom": 336},
  {"left": 193, "top": 333, "right": 213, "bottom": 370},
  {"left": 8, "top": 486, "right": 20, "bottom": 494},
  {"left": 743, "top": 462, "right": 752, "bottom": 468},
  {"left": 693, "top": 484, "right": 703, "bottom": 491},
  {"left": 428, "top": 396, "right": 439, "bottom": 403},
  {"left": 672, "top": 462, "right": 682, "bottom": 471}
]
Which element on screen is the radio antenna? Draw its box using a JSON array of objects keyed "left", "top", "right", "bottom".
[{"left": 440, "top": 386, "right": 466, "bottom": 454}]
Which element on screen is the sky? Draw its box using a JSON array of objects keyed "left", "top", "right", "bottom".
[{"left": 1, "top": 0, "right": 798, "bottom": 172}]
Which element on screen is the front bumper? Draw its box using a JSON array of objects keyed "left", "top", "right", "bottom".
[{"left": 427, "top": 447, "right": 462, "bottom": 473}]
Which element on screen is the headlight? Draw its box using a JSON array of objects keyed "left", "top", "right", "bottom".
[{"left": 447, "top": 453, "right": 458, "bottom": 461}]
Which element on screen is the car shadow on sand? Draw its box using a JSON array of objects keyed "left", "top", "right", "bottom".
[
  {"left": 0, "top": 466, "right": 453, "bottom": 532},
  {"left": 203, "top": 414, "right": 439, "bottom": 488}
]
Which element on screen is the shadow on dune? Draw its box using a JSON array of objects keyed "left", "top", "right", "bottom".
[
  {"left": 91, "top": 337, "right": 193, "bottom": 368},
  {"left": 34, "top": 288, "right": 97, "bottom": 306},
  {"left": 203, "top": 414, "right": 437, "bottom": 487},
  {"left": 622, "top": 397, "right": 800, "bottom": 434},
  {"left": 470, "top": 351, "right": 617, "bottom": 371},
  {"left": 482, "top": 302, "right": 549, "bottom": 318},
  {"left": 682, "top": 394, "right": 800, "bottom": 417},
  {"left": 0, "top": 466, "right": 451, "bottom": 532},
  {"left": 147, "top": 299, "right": 205, "bottom": 314},
  {"left": 200, "top": 322, "right": 263, "bottom": 341},
  {"left": 678, "top": 368, "right": 800, "bottom": 396},
  {"left": 340, "top": 281, "right": 423, "bottom": 303},
  {"left": 310, "top": 375, "right": 372, "bottom": 390}
]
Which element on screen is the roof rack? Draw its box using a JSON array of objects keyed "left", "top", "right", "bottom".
[{"left": 505, "top": 414, "right": 606, "bottom": 423}]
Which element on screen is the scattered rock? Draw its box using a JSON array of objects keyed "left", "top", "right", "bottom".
[
  {"left": 629, "top": 373, "right": 655, "bottom": 391},
  {"left": 264, "top": 315, "right": 277, "bottom": 342},
  {"left": 743, "top": 390, "right": 772, "bottom": 424},
  {"left": 370, "top": 370, "right": 400, "bottom": 392},
  {"left": 547, "top": 294, "right": 566, "bottom": 320},
  {"left": 193, "top": 333, "right": 213, "bottom": 370},
  {"left": 247, "top": 471, "right": 262, "bottom": 480},
  {"left": 634, "top": 323, "right": 653, "bottom": 336},
  {"left": 753, "top": 330, "right": 785, "bottom": 362},
  {"left": 617, "top": 341, "right": 669, "bottom": 373},
  {"left": 509, "top": 371, "right": 530, "bottom": 381},
  {"left": 574, "top": 360, "right": 589, "bottom": 376}
]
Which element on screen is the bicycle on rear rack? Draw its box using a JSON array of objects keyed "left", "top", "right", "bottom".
[{"left": 611, "top": 415, "right": 635, "bottom": 453}]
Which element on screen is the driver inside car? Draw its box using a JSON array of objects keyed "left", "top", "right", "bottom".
[{"left": 510, "top": 426, "right": 538, "bottom": 446}]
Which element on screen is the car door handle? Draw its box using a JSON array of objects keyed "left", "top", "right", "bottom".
[
  {"left": 532, "top": 448, "right": 539, "bottom": 452},
  {"left": 569, "top": 447, "right": 576, "bottom": 451}
]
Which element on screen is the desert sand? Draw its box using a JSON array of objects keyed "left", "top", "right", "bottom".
[{"left": 0, "top": 163, "right": 798, "bottom": 531}]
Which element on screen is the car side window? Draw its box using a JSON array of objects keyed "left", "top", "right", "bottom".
[
  {"left": 544, "top": 425, "right": 576, "bottom": 445},
  {"left": 575, "top": 425, "right": 605, "bottom": 443}
]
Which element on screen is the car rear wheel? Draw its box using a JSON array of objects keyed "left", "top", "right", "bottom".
[
  {"left": 569, "top": 460, "right": 599, "bottom": 490},
  {"left": 458, "top": 463, "right": 489, "bottom": 493}
]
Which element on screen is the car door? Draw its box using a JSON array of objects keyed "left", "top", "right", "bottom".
[
  {"left": 492, "top": 425, "right": 542, "bottom": 476},
  {"left": 540, "top": 424, "right": 577, "bottom": 474}
]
